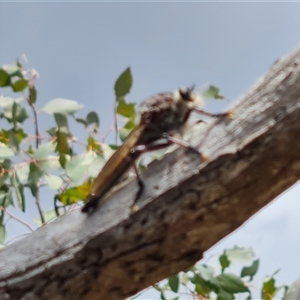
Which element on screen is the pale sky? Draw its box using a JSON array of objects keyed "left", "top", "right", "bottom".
[{"left": 1, "top": 2, "right": 300, "bottom": 299}]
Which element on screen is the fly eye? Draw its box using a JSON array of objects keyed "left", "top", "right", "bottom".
[{"left": 179, "top": 88, "right": 192, "bottom": 101}]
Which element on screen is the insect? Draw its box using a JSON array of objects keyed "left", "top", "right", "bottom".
[{"left": 81, "top": 86, "right": 233, "bottom": 213}]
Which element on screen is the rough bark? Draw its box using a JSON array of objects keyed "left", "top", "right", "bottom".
[{"left": 1, "top": 46, "right": 300, "bottom": 300}]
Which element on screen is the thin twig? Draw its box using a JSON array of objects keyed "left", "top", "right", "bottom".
[
  {"left": 102, "top": 120, "right": 115, "bottom": 143},
  {"left": 35, "top": 188, "right": 46, "bottom": 224},
  {"left": 26, "top": 86, "right": 45, "bottom": 224},
  {"left": 114, "top": 102, "right": 118, "bottom": 145},
  {"left": 0, "top": 206, "right": 35, "bottom": 232}
]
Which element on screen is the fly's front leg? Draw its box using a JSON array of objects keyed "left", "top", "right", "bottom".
[
  {"left": 162, "top": 133, "right": 208, "bottom": 162},
  {"left": 130, "top": 134, "right": 208, "bottom": 213},
  {"left": 193, "top": 107, "right": 235, "bottom": 119}
]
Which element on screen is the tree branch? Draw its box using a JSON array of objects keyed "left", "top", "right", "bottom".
[{"left": 1, "top": 46, "right": 300, "bottom": 300}]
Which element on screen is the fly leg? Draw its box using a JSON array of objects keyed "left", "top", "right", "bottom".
[
  {"left": 193, "top": 107, "right": 234, "bottom": 119},
  {"left": 129, "top": 141, "right": 174, "bottom": 212},
  {"left": 162, "top": 133, "right": 208, "bottom": 162},
  {"left": 130, "top": 134, "right": 208, "bottom": 213}
]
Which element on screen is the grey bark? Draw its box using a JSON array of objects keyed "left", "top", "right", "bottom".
[{"left": 1, "top": 46, "right": 300, "bottom": 300}]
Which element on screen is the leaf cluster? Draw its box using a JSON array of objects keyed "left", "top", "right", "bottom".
[
  {"left": 149, "top": 247, "right": 287, "bottom": 300},
  {"left": 0, "top": 62, "right": 137, "bottom": 243}
]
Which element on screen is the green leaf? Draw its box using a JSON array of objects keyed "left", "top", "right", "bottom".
[
  {"left": 27, "top": 181, "right": 38, "bottom": 197},
  {"left": 114, "top": 67, "right": 133, "bottom": 98},
  {"left": 3, "top": 101, "right": 28, "bottom": 125},
  {"left": 34, "top": 209, "right": 56, "bottom": 225},
  {"left": 87, "top": 136, "right": 102, "bottom": 153},
  {"left": 65, "top": 155, "right": 89, "bottom": 183},
  {"left": 0, "top": 168, "right": 10, "bottom": 187},
  {"left": 2, "top": 64, "right": 23, "bottom": 77},
  {"left": 42, "top": 99, "right": 84, "bottom": 115},
  {"left": 262, "top": 276, "right": 276, "bottom": 300},
  {"left": 119, "top": 127, "right": 131, "bottom": 142},
  {"left": 109, "top": 144, "right": 119, "bottom": 151},
  {"left": 75, "top": 118, "right": 87, "bottom": 127},
  {"left": 44, "top": 174, "right": 63, "bottom": 190},
  {"left": 8, "top": 131, "right": 20, "bottom": 154},
  {"left": 160, "top": 292, "right": 167, "bottom": 300},
  {"left": 0, "top": 224, "right": 6, "bottom": 244},
  {"left": 47, "top": 127, "right": 57, "bottom": 137},
  {"left": 0, "top": 69, "right": 10, "bottom": 87},
  {"left": 124, "top": 119, "right": 136, "bottom": 130},
  {"left": 10, "top": 173, "right": 25, "bottom": 212},
  {"left": 86, "top": 111, "right": 100, "bottom": 127},
  {"left": 217, "top": 273, "right": 249, "bottom": 294},
  {"left": 0, "top": 130, "right": 9, "bottom": 145},
  {"left": 54, "top": 113, "right": 70, "bottom": 132},
  {"left": 28, "top": 163, "right": 44, "bottom": 186},
  {"left": 32, "top": 142, "right": 56, "bottom": 160},
  {"left": 203, "top": 85, "right": 224, "bottom": 100},
  {"left": 116, "top": 98, "right": 136, "bottom": 119},
  {"left": 55, "top": 129, "right": 71, "bottom": 155},
  {"left": 11, "top": 79, "right": 28, "bottom": 92},
  {"left": 194, "top": 264, "right": 220, "bottom": 292},
  {"left": 196, "top": 264, "right": 216, "bottom": 282},
  {"left": 15, "top": 164, "right": 29, "bottom": 182},
  {"left": 241, "top": 259, "right": 259, "bottom": 280},
  {"left": 59, "top": 153, "right": 67, "bottom": 169},
  {"left": 0, "top": 96, "right": 23, "bottom": 108},
  {"left": 56, "top": 181, "right": 91, "bottom": 205},
  {"left": 216, "top": 288, "right": 235, "bottom": 300},
  {"left": 219, "top": 252, "right": 230, "bottom": 273},
  {"left": 0, "top": 185, "right": 13, "bottom": 208},
  {"left": 168, "top": 275, "right": 180, "bottom": 293},
  {"left": 0, "top": 143, "right": 15, "bottom": 158},
  {"left": 225, "top": 246, "right": 254, "bottom": 263},
  {"left": 29, "top": 86, "right": 37, "bottom": 103},
  {"left": 87, "top": 156, "right": 105, "bottom": 178},
  {"left": 0, "top": 129, "right": 27, "bottom": 148},
  {"left": 13, "top": 129, "right": 28, "bottom": 144},
  {"left": 195, "top": 282, "right": 211, "bottom": 297},
  {"left": 69, "top": 151, "right": 99, "bottom": 182}
]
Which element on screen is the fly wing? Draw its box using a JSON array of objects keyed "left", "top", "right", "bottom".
[{"left": 82, "top": 124, "right": 146, "bottom": 213}]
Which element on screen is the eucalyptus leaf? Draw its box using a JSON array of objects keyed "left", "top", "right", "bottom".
[
  {"left": 42, "top": 99, "right": 84, "bottom": 115},
  {"left": 10, "top": 173, "right": 25, "bottom": 211},
  {"left": 29, "top": 86, "right": 37, "bottom": 104},
  {"left": 114, "top": 67, "right": 132, "bottom": 98},
  {"left": 241, "top": 259, "right": 259, "bottom": 280},
  {"left": 168, "top": 275, "right": 180, "bottom": 293},
  {"left": 0, "top": 225, "right": 6, "bottom": 244},
  {"left": 203, "top": 85, "right": 224, "bottom": 100},
  {"left": 0, "top": 69, "right": 10, "bottom": 87},
  {"left": 32, "top": 142, "right": 56, "bottom": 160},
  {"left": 44, "top": 174, "right": 63, "bottom": 190},
  {"left": 11, "top": 79, "right": 28, "bottom": 92},
  {"left": 225, "top": 246, "right": 254, "bottom": 263},
  {"left": 86, "top": 111, "right": 100, "bottom": 127},
  {"left": 0, "top": 143, "right": 15, "bottom": 158},
  {"left": 218, "top": 273, "right": 249, "bottom": 294}
]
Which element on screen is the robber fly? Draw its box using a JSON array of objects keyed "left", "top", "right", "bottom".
[{"left": 81, "top": 86, "right": 233, "bottom": 213}]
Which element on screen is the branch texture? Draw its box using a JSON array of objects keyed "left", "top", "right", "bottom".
[{"left": 1, "top": 46, "right": 300, "bottom": 300}]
